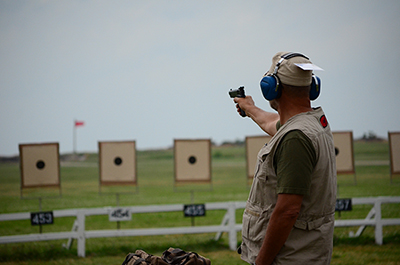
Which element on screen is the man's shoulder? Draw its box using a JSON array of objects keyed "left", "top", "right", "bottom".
[{"left": 280, "top": 129, "right": 315, "bottom": 153}]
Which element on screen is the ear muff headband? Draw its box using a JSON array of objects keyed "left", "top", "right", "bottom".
[
  {"left": 281, "top": 52, "right": 309, "bottom": 60},
  {"left": 260, "top": 52, "right": 321, "bottom": 101}
]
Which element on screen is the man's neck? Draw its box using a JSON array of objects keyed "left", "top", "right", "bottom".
[{"left": 277, "top": 97, "right": 313, "bottom": 125}]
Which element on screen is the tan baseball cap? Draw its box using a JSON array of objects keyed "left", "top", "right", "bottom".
[{"left": 267, "top": 51, "right": 313, "bottom": 86}]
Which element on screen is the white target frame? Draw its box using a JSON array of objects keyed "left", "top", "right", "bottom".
[
  {"left": 98, "top": 141, "right": 137, "bottom": 186},
  {"left": 245, "top": 135, "right": 272, "bottom": 180},
  {"left": 332, "top": 131, "right": 355, "bottom": 177},
  {"left": 19, "top": 142, "right": 61, "bottom": 191},
  {"left": 389, "top": 132, "right": 400, "bottom": 181},
  {"left": 174, "top": 139, "right": 211, "bottom": 183}
]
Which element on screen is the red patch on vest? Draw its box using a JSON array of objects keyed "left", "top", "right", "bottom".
[{"left": 320, "top": 115, "right": 328, "bottom": 128}]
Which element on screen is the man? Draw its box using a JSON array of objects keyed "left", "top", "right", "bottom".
[{"left": 234, "top": 52, "right": 337, "bottom": 265}]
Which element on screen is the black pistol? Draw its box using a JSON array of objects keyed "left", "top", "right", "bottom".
[{"left": 229, "top": 86, "right": 246, "bottom": 117}]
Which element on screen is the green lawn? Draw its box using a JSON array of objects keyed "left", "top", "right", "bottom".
[{"left": 0, "top": 141, "right": 399, "bottom": 265}]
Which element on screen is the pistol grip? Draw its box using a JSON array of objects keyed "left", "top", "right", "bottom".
[{"left": 237, "top": 98, "right": 246, "bottom": 117}]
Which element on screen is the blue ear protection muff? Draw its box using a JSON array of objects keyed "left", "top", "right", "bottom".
[
  {"left": 309, "top": 74, "right": 321, "bottom": 100},
  {"left": 260, "top": 52, "right": 321, "bottom": 101}
]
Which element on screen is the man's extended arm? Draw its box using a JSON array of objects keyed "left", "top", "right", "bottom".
[
  {"left": 234, "top": 96, "right": 279, "bottom": 136},
  {"left": 255, "top": 193, "right": 303, "bottom": 265}
]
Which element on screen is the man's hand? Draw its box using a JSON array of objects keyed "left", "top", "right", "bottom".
[{"left": 234, "top": 95, "right": 255, "bottom": 117}]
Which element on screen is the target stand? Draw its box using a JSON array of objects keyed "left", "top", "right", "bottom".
[
  {"left": 174, "top": 139, "right": 212, "bottom": 227},
  {"left": 173, "top": 139, "right": 213, "bottom": 201},
  {"left": 19, "top": 142, "right": 61, "bottom": 233},
  {"left": 98, "top": 141, "right": 138, "bottom": 199},
  {"left": 332, "top": 131, "right": 356, "bottom": 188}
]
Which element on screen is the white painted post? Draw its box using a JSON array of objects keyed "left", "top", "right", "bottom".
[
  {"left": 351, "top": 207, "right": 375, "bottom": 237},
  {"left": 374, "top": 199, "right": 383, "bottom": 245},
  {"left": 228, "top": 202, "right": 237, "bottom": 251},
  {"left": 62, "top": 219, "right": 79, "bottom": 249},
  {"left": 214, "top": 212, "right": 229, "bottom": 241},
  {"left": 77, "top": 210, "right": 86, "bottom": 257}
]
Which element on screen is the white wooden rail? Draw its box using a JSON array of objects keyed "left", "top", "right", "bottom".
[
  {"left": 334, "top": 196, "right": 400, "bottom": 245},
  {"left": 0, "top": 201, "right": 244, "bottom": 257},
  {"left": 0, "top": 197, "right": 399, "bottom": 257}
]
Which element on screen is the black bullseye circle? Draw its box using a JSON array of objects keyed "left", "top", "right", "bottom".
[
  {"left": 114, "top": 157, "right": 123, "bottom": 166},
  {"left": 188, "top": 156, "right": 197, "bottom": 164},
  {"left": 335, "top": 147, "right": 339, "bottom": 156},
  {"left": 36, "top": 160, "right": 45, "bottom": 170}
]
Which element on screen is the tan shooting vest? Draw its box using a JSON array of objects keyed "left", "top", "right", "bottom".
[{"left": 241, "top": 107, "right": 337, "bottom": 265}]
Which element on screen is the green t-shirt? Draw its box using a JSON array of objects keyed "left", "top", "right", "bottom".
[{"left": 273, "top": 122, "right": 317, "bottom": 196}]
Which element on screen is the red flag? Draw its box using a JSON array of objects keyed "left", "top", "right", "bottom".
[{"left": 75, "top": 121, "right": 85, "bottom": 127}]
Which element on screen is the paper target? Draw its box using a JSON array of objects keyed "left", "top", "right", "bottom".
[
  {"left": 389, "top": 132, "right": 400, "bottom": 175},
  {"left": 99, "top": 141, "right": 137, "bottom": 185},
  {"left": 332, "top": 131, "right": 355, "bottom": 174},
  {"left": 19, "top": 143, "right": 60, "bottom": 188},
  {"left": 245, "top": 135, "right": 272, "bottom": 179},
  {"left": 174, "top": 139, "right": 211, "bottom": 183}
]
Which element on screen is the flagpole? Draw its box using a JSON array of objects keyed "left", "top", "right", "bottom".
[
  {"left": 73, "top": 120, "right": 84, "bottom": 158},
  {"left": 73, "top": 119, "right": 77, "bottom": 155}
]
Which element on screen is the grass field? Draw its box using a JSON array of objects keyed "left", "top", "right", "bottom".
[{"left": 0, "top": 140, "right": 400, "bottom": 265}]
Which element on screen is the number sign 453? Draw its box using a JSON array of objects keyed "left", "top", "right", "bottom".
[
  {"left": 30, "top": 211, "right": 54, "bottom": 226},
  {"left": 184, "top": 204, "right": 206, "bottom": 217}
]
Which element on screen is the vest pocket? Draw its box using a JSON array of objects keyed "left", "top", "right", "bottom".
[
  {"left": 242, "top": 205, "right": 268, "bottom": 242},
  {"left": 248, "top": 163, "right": 275, "bottom": 204},
  {"left": 294, "top": 214, "right": 334, "bottom": 230}
]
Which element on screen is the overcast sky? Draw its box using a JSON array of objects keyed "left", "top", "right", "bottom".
[{"left": 1, "top": 0, "right": 399, "bottom": 156}]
